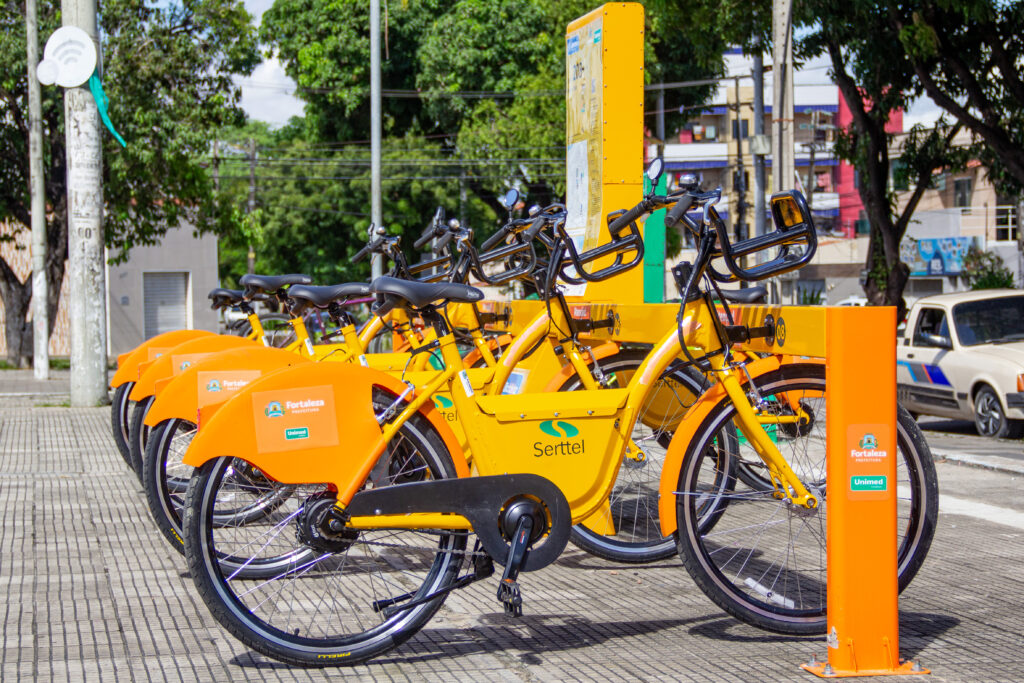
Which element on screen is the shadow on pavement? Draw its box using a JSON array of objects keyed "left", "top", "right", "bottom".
[
  {"left": 689, "top": 617, "right": 818, "bottom": 644},
  {"left": 229, "top": 613, "right": 717, "bottom": 669},
  {"left": 898, "top": 612, "right": 961, "bottom": 659}
]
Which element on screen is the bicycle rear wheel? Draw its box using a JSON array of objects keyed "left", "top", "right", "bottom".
[
  {"left": 675, "top": 363, "right": 938, "bottom": 634},
  {"left": 183, "top": 398, "right": 466, "bottom": 666},
  {"left": 128, "top": 396, "right": 154, "bottom": 480},
  {"left": 110, "top": 382, "right": 135, "bottom": 468}
]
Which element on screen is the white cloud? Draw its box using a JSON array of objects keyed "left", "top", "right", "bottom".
[
  {"left": 904, "top": 97, "right": 945, "bottom": 129},
  {"left": 234, "top": 57, "right": 305, "bottom": 128},
  {"left": 237, "top": 0, "right": 305, "bottom": 127}
]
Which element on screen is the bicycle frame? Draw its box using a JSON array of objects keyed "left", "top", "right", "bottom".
[{"left": 182, "top": 292, "right": 819, "bottom": 539}]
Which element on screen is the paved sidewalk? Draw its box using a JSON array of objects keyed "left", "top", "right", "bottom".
[
  {"left": 1, "top": 401, "right": 1023, "bottom": 681},
  {"left": 0, "top": 369, "right": 71, "bottom": 400}
]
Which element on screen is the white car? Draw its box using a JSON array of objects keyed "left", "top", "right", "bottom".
[{"left": 897, "top": 289, "right": 1024, "bottom": 438}]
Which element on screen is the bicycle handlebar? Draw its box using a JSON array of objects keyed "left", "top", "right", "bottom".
[
  {"left": 353, "top": 237, "right": 382, "bottom": 264},
  {"left": 706, "top": 190, "right": 818, "bottom": 282}
]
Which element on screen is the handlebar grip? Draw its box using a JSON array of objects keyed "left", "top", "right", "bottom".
[
  {"left": 664, "top": 196, "right": 695, "bottom": 229},
  {"left": 524, "top": 214, "right": 547, "bottom": 241},
  {"left": 607, "top": 202, "right": 646, "bottom": 237},
  {"left": 481, "top": 227, "right": 509, "bottom": 251},
  {"left": 434, "top": 230, "right": 454, "bottom": 252},
  {"left": 413, "top": 226, "right": 437, "bottom": 250},
  {"left": 354, "top": 238, "right": 381, "bottom": 264}
]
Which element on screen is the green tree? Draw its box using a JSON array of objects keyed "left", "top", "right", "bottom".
[
  {"left": 0, "top": 0, "right": 259, "bottom": 365},
  {"left": 962, "top": 246, "right": 1015, "bottom": 290},
  {"left": 259, "top": 0, "right": 725, "bottom": 249}
]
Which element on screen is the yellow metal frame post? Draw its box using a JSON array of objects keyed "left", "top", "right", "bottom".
[
  {"left": 803, "top": 306, "right": 927, "bottom": 678},
  {"left": 565, "top": 3, "right": 645, "bottom": 304}
]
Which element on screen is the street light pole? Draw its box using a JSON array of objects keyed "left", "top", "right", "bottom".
[
  {"left": 26, "top": 0, "right": 49, "bottom": 380},
  {"left": 752, "top": 41, "right": 766, "bottom": 241},
  {"left": 370, "top": 0, "right": 383, "bottom": 280},
  {"left": 62, "top": 0, "right": 108, "bottom": 405}
]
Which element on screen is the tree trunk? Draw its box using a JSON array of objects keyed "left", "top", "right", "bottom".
[
  {"left": 1, "top": 280, "right": 33, "bottom": 368},
  {"left": 0, "top": 208, "right": 68, "bottom": 368}
]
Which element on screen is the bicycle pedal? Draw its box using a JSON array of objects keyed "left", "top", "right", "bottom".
[{"left": 497, "top": 578, "right": 523, "bottom": 617}]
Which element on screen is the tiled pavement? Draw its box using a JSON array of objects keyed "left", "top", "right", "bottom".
[{"left": 1, "top": 399, "right": 1023, "bottom": 681}]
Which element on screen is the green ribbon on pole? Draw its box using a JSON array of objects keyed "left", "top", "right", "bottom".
[{"left": 87, "top": 71, "right": 126, "bottom": 148}]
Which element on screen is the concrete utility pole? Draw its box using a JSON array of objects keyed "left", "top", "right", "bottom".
[
  {"left": 27, "top": 0, "right": 49, "bottom": 380},
  {"left": 752, "top": 42, "right": 767, "bottom": 240},
  {"left": 63, "top": 0, "right": 108, "bottom": 405},
  {"left": 369, "top": 0, "right": 383, "bottom": 280},
  {"left": 772, "top": 0, "right": 795, "bottom": 195},
  {"left": 733, "top": 76, "right": 747, "bottom": 243},
  {"left": 656, "top": 88, "right": 666, "bottom": 159},
  {"left": 247, "top": 138, "right": 256, "bottom": 274}
]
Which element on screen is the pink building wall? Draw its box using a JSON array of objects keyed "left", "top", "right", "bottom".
[{"left": 836, "top": 97, "right": 903, "bottom": 237}]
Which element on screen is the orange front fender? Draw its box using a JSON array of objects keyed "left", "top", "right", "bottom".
[
  {"left": 145, "top": 346, "right": 312, "bottom": 427},
  {"left": 183, "top": 363, "right": 468, "bottom": 493},
  {"left": 110, "top": 329, "right": 215, "bottom": 388},
  {"left": 657, "top": 355, "right": 784, "bottom": 537},
  {"left": 129, "top": 335, "right": 255, "bottom": 401}
]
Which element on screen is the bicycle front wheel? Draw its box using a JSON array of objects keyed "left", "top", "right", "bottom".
[
  {"left": 675, "top": 363, "right": 938, "bottom": 634},
  {"left": 183, "top": 400, "right": 466, "bottom": 667}
]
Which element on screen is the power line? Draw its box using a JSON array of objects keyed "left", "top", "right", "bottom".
[
  {"left": 219, "top": 173, "right": 565, "bottom": 182},
  {"left": 215, "top": 157, "right": 565, "bottom": 166}
]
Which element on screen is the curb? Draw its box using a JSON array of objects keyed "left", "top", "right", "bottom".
[{"left": 931, "top": 448, "right": 1024, "bottom": 476}]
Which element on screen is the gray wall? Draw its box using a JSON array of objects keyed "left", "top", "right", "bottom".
[{"left": 107, "top": 223, "right": 219, "bottom": 357}]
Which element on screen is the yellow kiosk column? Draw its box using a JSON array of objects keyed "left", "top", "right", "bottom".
[{"left": 565, "top": 3, "right": 645, "bottom": 304}]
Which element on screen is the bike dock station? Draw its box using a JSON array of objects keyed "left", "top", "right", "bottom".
[{"left": 84, "top": 2, "right": 943, "bottom": 675}]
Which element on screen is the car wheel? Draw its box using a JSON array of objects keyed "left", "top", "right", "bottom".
[{"left": 973, "top": 385, "right": 1024, "bottom": 438}]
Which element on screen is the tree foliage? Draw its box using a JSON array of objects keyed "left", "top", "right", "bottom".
[
  {"left": 256, "top": 0, "right": 725, "bottom": 255},
  {"left": 0, "top": 0, "right": 259, "bottom": 365},
  {"left": 962, "top": 246, "right": 1015, "bottom": 290}
]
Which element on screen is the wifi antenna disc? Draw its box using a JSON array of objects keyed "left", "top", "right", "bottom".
[{"left": 38, "top": 26, "right": 97, "bottom": 88}]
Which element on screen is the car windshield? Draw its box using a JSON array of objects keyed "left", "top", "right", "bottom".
[{"left": 952, "top": 296, "right": 1024, "bottom": 346}]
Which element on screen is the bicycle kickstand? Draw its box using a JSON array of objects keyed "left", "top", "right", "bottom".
[{"left": 496, "top": 515, "right": 533, "bottom": 617}]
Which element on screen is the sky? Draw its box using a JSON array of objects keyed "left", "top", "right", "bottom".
[
  {"left": 234, "top": 0, "right": 946, "bottom": 130},
  {"left": 235, "top": 0, "right": 304, "bottom": 127}
]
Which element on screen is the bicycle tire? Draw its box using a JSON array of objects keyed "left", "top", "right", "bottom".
[
  {"left": 183, "top": 391, "right": 466, "bottom": 666},
  {"left": 110, "top": 382, "right": 135, "bottom": 469},
  {"left": 128, "top": 395, "right": 154, "bottom": 480},
  {"left": 675, "top": 363, "right": 938, "bottom": 634},
  {"left": 562, "top": 350, "right": 710, "bottom": 563},
  {"left": 144, "top": 418, "right": 295, "bottom": 556}
]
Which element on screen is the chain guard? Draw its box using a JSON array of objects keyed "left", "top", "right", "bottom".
[{"left": 346, "top": 474, "right": 571, "bottom": 572}]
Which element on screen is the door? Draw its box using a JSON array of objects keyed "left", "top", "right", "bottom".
[
  {"left": 143, "top": 272, "right": 189, "bottom": 339},
  {"left": 897, "top": 306, "right": 960, "bottom": 417}
]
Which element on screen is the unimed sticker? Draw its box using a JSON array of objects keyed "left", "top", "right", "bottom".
[
  {"left": 846, "top": 423, "right": 892, "bottom": 501},
  {"left": 251, "top": 385, "right": 340, "bottom": 454},
  {"left": 197, "top": 370, "right": 261, "bottom": 409},
  {"left": 146, "top": 347, "right": 169, "bottom": 362}
]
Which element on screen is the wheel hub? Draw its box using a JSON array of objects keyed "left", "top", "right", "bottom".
[{"left": 296, "top": 493, "right": 358, "bottom": 553}]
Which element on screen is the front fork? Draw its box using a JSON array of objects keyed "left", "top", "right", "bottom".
[{"left": 711, "top": 357, "right": 819, "bottom": 509}]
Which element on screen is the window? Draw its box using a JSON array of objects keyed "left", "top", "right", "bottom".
[
  {"left": 731, "top": 118, "right": 749, "bottom": 140},
  {"left": 995, "top": 205, "right": 1018, "bottom": 242},
  {"left": 952, "top": 296, "right": 1024, "bottom": 346},
  {"left": 854, "top": 210, "right": 870, "bottom": 236},
  {"left": 913, "top": 308, "right": 950, "bottom": 347},
  {"left": 954, "top": 178, "right": 973, "bottom": 210},
  {"left": 891, "top": 160, "right": 909, "bottom": 192}
]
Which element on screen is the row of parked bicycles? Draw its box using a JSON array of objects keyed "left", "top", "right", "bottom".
[{"left": 108, "top": 160, "right": 938, "bottom": 667}]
